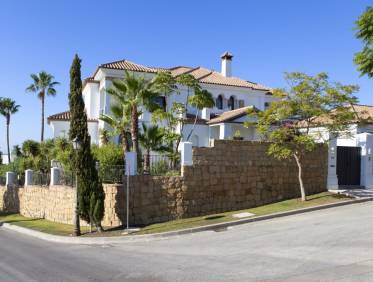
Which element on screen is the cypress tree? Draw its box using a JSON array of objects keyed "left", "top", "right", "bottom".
[{"left": 69, "top": 54, "right": 105, "bottom": 232}]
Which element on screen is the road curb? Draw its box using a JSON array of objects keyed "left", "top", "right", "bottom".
[{"left": 2, "top": 197, "right": 372, "bottom": 245}]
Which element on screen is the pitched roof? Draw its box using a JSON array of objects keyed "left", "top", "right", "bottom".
[
  {"left": 207, "top": 106, "right": 257, "bottom": 125},
  {"left": 99, "top": 59, "right": 158, "bottom": 74},
  {"left": 47, "top": 111, "right": 98, "bottom": 124},
  {"left": 298, "top": 104, "right": 373, "bottom": 127},
  {"left": 92, "top": 59, "right": 271, "bottom": 91}
]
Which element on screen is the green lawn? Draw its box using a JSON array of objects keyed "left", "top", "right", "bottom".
[
  {"left": 0, "top": 214, "right": 90, "bottom": 236},
  {"left": 0, "top": 192, "right": 351, "bottom": 236},
  {"left": 136, "top": 192, "right": 351, "bottom": 234}
]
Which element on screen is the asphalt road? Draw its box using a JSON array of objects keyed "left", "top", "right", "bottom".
[{"left": 2, "top": 202, "right": 373, "bottom": 282}]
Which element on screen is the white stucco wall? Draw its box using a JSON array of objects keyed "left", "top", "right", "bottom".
[{"left": 49, "top": 121, "right": 99, "bottom": 145}]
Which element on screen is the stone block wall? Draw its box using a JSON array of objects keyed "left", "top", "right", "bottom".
[
  {"left": 126, "top": 141, "right": 327, "bottom": 226},
  {"left": 0, "top": 140, "right": 328, "bottom": 228},
  {"left": 0, "top": 185, "right": 19, "bottom": 213}
]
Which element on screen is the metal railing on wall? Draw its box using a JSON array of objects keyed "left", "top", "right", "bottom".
[
  {"left": 32, "top": 172, "right": 50, "bottom": 186},
  {"left": 99, "top": 165, "right": 125, "bottom": 184},
  {"left": 140, "top": 154, "right": 180, "bottom": 176}
]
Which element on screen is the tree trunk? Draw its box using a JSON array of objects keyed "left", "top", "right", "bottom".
[
  {"left": 144, "top": 149, "right": 150, "bottom": 174},
  {"left": 294, "top": 153, "right": 306, "bottom": 201},
  {"left": 41, "top": 94, "right": 45, "bottom": 142},
  {"left": 6, "top": 116, "right": 10, "bottom": 164},
  {"left": 186, "top": 109, "right": 199, "bottom": 141},
  {"left": 121, "top": 131, "right": 130, "bottom": 153},
  {"left": 131, "top": 105, "right": 139, "bottom": 163},
  {"left": 73, "top": 172, "right": 81, "bottom": 236}
]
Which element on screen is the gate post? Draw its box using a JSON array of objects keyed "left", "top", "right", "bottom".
[
  {"left": 358, "top": 133, "right": 373, "bottom": 188},
  {"left": 327, "top": 138, "right": 339, "bottom": 190}
]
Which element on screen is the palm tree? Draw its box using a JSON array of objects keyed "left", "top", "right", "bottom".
[
  {"left": 106, "top": 70, "right": 159, "bottom": 164},
  {"left": 139, "top": 123, "right": 168, "bottom": 174},
  {"left": 26, "top": 71, "right": 59, "bottom": 142},
  {"left": 99, "top": 103, "right": 131, "bottom": 153},
  {"left": 0, "top": 98, "right": 20, "bottom": 163},
  {"left": 186, "top": 88, "right": 215, "bottom": 141}
]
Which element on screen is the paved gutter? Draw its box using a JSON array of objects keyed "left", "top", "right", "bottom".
[{"left": 1, "top": 197, "right": 372, "bottom": 245}]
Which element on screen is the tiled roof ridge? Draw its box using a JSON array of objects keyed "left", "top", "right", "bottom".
[{"left": 47, "top": 111, "right": 98, "bottom": 124}]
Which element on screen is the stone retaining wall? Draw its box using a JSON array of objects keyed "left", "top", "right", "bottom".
[
  {"left": 127, "top": 141, "right": 327, "bottom": 225},
  {"left": 0, "top": 140, "right": 328, "bottom": 227}
]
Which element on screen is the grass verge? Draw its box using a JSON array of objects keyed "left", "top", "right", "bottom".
[{"left": 0, "top": 192, "right": 351, "bottom": 236}]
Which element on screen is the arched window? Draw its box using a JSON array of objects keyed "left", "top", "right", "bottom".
[
  {"left": 228, "top": 96, "right": 235, "bottom": 110},
  {"left": 216, "top": 95, "right": 223, "bottom": 110}
]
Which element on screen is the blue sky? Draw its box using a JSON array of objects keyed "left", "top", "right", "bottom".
[{"left": 0, "top": 0, "right": 371, "bottom": 152}]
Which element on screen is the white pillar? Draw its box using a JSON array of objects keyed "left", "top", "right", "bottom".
[
  {"left": 327, "top": 138, "right": 339, "bottom": 190},
  {"left": 219, "top": 124, "right": 232, "bottom": 140},
  {"left": 125, "top": 152, "right": 137, "bottom": 176},
  {"left": 6, "top": 172, "right": 15, "bottom": 186},
  {"left": 180, "top": 141, "right": 193, "bottom": 166},
  {"left": 25, "top": 169, "right": 33, "bottom": 186},
  {"left": 201, "top": 108, "right": 210, "bottom": 121},
  {"left": 50, "top": 167, "right": 60, "bottom": 186},
  {"left": 358, "top": 133, "right": 373, "bottom": 188}
]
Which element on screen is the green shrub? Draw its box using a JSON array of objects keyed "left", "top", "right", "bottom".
[
  {"left": 91, "top": 144, "right": 124, "bottom": 167},
  {"left": 150, "top": 160, "right": 169, "bottom": 175}
]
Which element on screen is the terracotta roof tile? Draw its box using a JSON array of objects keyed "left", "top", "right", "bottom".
[
  {"left": 47, "top": 111, "right": 98, "bottom": 124},
  {"left": 99, "top": 59, "right": 158, "bottom": 73},
  {"left": 92, "top": 59, "right": 271, "bottom": 91},
  {"left": 207, "top": 106, "right": 257, "bottom": 124}
]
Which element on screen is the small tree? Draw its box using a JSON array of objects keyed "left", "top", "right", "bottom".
[
  {"left": 0, "top": 98, "right": 20, "bottom": 164},
  {"left": 249, "top": 72, "right": 358, "bottom": 201},
  {"left": 69, "top": 54, "right": 105, "bottom": 234},
  {"left": 175, "top": 74, "right": 201, "bottom": 151},
  {"left": 186, "top": 88, "right": 215, "bottom": 141},
  {"left": 139, "top": 123, "right": 169, "bottom": 174},
  {"left": 354, "top": 7, "right": 373, "bottom": 78}
]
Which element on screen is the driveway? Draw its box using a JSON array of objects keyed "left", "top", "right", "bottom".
[{"left": 1, "top": 201, "right": 373, "bottom": 281}]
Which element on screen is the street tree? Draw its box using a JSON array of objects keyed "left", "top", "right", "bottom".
[{"left": 248, "top": 72, "right": 359, "bottom": 201}]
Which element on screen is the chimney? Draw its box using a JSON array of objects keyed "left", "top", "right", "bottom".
[{"left": 221, "top": 51, "right": 233, "bottom": 77}]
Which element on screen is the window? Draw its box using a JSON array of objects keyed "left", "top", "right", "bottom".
[
  {"left": 216, "top": 95, "right": 223, "bottom": 110},
  {"left": 152, "top": 96, "right": 166, "bottom": 112},
  {"left": 238, "top": 100, "right": 245, "bottom": 108},
  {"left": 264, "top": 102, "right": 270, "bottom": 110},
  {"left": 228, "top": 96, "right": 235, "bottom": 110}
]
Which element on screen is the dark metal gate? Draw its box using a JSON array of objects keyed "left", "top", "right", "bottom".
[{"left": 337, "top": 146, "right": 361, "bottom": 186}]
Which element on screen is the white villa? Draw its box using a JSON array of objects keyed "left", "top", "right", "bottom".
[{"left": 48, "top": 52, "right": 277, "bottom": 147}]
